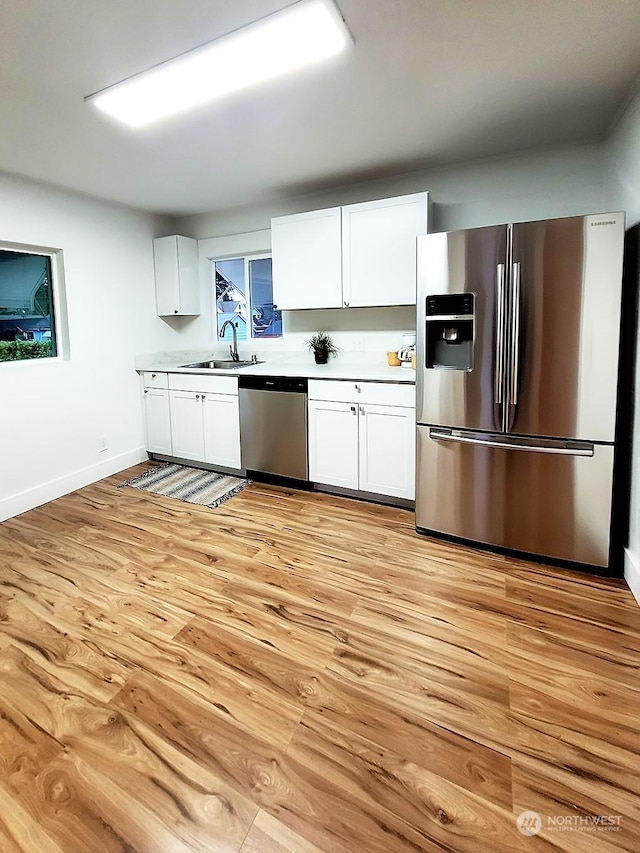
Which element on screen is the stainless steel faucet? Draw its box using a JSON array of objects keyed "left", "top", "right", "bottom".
[{"left": 219, "top": 319, "right": 239, "bottom": 361}]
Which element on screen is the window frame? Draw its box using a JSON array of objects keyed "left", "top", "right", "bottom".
[
  {"left": 0, "top": 240, "right": 69, "bottom": 365},
  {"left": 212, "top": 251, "right": 283, "bottom": 344}
]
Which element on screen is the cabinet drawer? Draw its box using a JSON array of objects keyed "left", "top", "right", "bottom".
[
  {"left": 308, "top": 379, "right": 415, "bottom": 408},
  {"left": 168, "top": 373, "right": 238, "bottom": 395},
  {"left": 142, "top": 371, "right": 169, "bottom": 389}
]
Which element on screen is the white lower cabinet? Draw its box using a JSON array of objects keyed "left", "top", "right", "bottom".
[
  {"left": 169, "top": 390, "right": 205, "bottom": 461},
  {"left": 202, "top": 393, "right": 241, "bottom": 468},
  {"left": 308, "top": 400, "right": 359, "bottom": 489},
  {"left": 141, "top": 372, "right": 241, "bottom": 470},
  {"left": 308, "top": 380, "right": 416, "bottom": 500},
  {"left": 358, "top": 403, "right": 415, "bottom": 499},
  {"left": 169, "top": 376, "right": 241, "bottom": 469},
  {"left": 142, "top": 372, "right": 172, "bottom": 456}
]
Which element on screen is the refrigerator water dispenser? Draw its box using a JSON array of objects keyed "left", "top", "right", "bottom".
[{"left": 425, "top": 293, "right": 475, "bottom": 370}]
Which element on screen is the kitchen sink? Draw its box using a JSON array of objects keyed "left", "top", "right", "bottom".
[{"left": 180, "top": 359, "right": 263, "bottom": 370}]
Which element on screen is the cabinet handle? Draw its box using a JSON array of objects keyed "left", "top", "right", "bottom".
[
  {"left": 151, "top": 373, "right": 156, "bottom": 378},
  {"left": 174, "top": 309, "right": 178, "bottom": 314},
  {"left": 201, "top": 395, "right": 206, "bottom": 401},
  {"left": 350, "top": 405, "right": 356, "bottom": 414},
  {"left": 360, "top": 406, "right": 365, "bottom": 415},
  {"left": 195, "top": 394, "right": 200, "bottom": 400},
  {"left": 355, "top": 384, "right": 361, "bottom": 393},
  {"left": 344, "top": 300, "right": 350, "bottom": 308},
  {"left": 144, "top": 389, "right": 148, "bottom": 394}
]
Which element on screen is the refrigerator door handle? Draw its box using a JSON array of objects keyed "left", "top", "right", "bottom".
[
  {"left": 428, "top": 428, "right": 594, "bottom": 457},
  {"left": 494, "top": 263, "right": 506, "bottom": 405},
  {"left": 510, "top": 262, "right": 521, "bottom": 405}
]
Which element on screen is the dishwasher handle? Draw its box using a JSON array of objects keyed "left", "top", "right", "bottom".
[{"left": 238, "top": 375, "right": 308, "bottom": 393}]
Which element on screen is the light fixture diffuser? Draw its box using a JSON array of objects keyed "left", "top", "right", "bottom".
[{"left": 86, "top": 0, "right": 351, "bottom": 127}]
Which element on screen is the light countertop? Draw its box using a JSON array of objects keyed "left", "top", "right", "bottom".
[{"left": 136, "top": 351, "right": 416, "bottom": 384}]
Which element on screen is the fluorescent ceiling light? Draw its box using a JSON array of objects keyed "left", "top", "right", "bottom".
[{"left": 86, "top": 0, "right": 351, "bottom": 128}]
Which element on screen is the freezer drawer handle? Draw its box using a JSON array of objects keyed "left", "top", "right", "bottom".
[{"left": 429, "top": 429, "right": 594, "bottom": 456}]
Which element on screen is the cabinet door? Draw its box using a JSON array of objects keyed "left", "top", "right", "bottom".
[
  {"left": 154, "top": 235, "right": 200, "bottom": 316},
  {"left": 308, "top": 400, "right": 359, "bottom": 489},
  {"left": 271, "top": 208, "right": 342, "bottom": 309},
  {"left": 169, "top": 391, "right": 204, "bottom": 462},
  {"left": 342, "top": 193, "right": 429, "bottom": 307},
  {"left": 359, "top": 404, "right": 416, "bottom": 499},
  {"left": 142, "top": 388, "right": 172, "bottom": 455},
  {"left": 202, "top": 393, "right": 241, "bottom": 469}
]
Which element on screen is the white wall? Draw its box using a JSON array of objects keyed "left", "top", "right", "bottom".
[
  {"left": 179, "top": 142, "right": 610, "bottom": 237},
  {"left": 608, "top": 88, "right": 640, "bottom": 603},
  {"left": 0, "top": 172, "right": 180, "bottom": 520}
]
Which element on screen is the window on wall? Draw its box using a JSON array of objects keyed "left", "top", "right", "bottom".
[
  {"left": 214, "top": 254, "right": 282, "bottom": 342},
  {"left": 0, "top": 247, "right": 59, "bottom": 362}
]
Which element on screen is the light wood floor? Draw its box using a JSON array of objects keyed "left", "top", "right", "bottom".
[{"left": 0, "top": 463, "right": 639, "bottom": 852}]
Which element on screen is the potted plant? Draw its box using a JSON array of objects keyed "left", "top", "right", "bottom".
[{"left": 306, "top": 331, "right": 338, "bottom": 365}]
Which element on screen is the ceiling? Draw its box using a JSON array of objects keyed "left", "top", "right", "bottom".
[{"left": 2, "top": 0, "right": 640, "bottom": 217}]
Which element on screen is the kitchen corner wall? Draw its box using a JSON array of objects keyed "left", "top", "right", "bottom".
[
  {"left": 0, "top": 171, "right": 181, "bottom": 521},
  {"left": 608, "top": 86, "right": 640, "bottom": 605}
]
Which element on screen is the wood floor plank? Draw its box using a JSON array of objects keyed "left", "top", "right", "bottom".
[
  {"left": 512, "top": 758, "right": 636, "bottom": 853},
  {"left": 0, "top": 780, "right": 65, "bottom": 853},
  {"left": 507, "top": 691, "right": 640, "bottom": 842},
  {"left": 0, "top": 599, "right": 128, "bottom": 702},
  {"left": 0, "top": 465, "right": 638, "bottom": 852},
  {"left": 110, "top": 672, "right": 461, "bottom": 852},
  {"left": 506, "top": 576, "right": 640, "bottom": 633},
  {"left": 101, "top": 624, "right": 305, "bottom": 750},
  {"left": 506, "top": 617, "right": 640, "bottom": 690},
  {"left": 286, "top": 710, "right": 559, "bottom": 853},
  {"left": 177, "top": 615, "right": 513, "bottom": 809},
  {"left": 239, "top": 809, "right": 325, "bottom": 853},
  {"left": 0, "top": 645, "right": 258, "bottom": 852}
]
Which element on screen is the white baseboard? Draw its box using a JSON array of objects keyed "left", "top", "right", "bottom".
[
  {"left": 624, "top": 548, "right": 640, "bottom": 608},
  {"left": 0, "top": 447, "right": 148, "bottom": 523}
]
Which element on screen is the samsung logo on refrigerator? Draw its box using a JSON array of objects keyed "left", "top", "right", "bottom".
[{"left": 590, "top": 220, "right": 617, "bottom": 226}]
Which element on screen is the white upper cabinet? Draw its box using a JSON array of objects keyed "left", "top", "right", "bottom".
[
  {"left": 153, "top": 235, "right": 200, "bottom": 317},
  {"left": 342, "top": 193, "right": 429, "bottom": 307},
  {"left": 271, "top": 193, "right": 429, "bottom": 311},
  {"left": 271, "top": 207, "right": 342, "bottom": 310}
]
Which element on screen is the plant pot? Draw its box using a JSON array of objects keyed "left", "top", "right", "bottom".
[{"left": 314, "top": 350, "right": 329, "bottom": 365}]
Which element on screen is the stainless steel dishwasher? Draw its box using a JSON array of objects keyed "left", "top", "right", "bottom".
[{"left": 238, "top": 375, "right": 308, "bottom": 480}]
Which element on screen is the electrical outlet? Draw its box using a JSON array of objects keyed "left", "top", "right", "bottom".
[
  {"left": 351, "top": 335, "right": 364, "bottom": 352},
  {"left": 98, "top": 435, "right": 108, "bottom": 453}
]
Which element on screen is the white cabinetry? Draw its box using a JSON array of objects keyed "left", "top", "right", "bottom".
[
  {"left": 168, "top": 374, "right": 241, "bottom": 469},
  {"left": 202, "top": 394, "right": 242, "bottom": 469},
  {"left": 271, "top": 193, "right": 429, "bottom": 310},
  {"left": 308, "top": 380, "right": 416, "bottom": 500},
  {"left": 308, "top": 400, "right": 359, "bottom": 489},
  {"left": 342, "top": 194, "right": 429, "bottom": 307},
  {"left": 153, "top": 235, "right": 200, "bottom": 317},
  {"left": 271, "top": 207, "right": 342, "bottom": 310},
  {"left": 169, "top": 390, "right": 204, "bottom": 461},
  {"left": 141, "top": 372, "right": 172, "bottom": 456}
]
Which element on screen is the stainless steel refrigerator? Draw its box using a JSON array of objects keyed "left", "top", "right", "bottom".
[{"left": 415, "top": 212, "right": 626, "bottom": 570}]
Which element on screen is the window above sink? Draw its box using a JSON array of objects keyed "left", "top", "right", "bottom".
[{"left": 214, "top": 255, "right": 282, "bottom": 343}]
